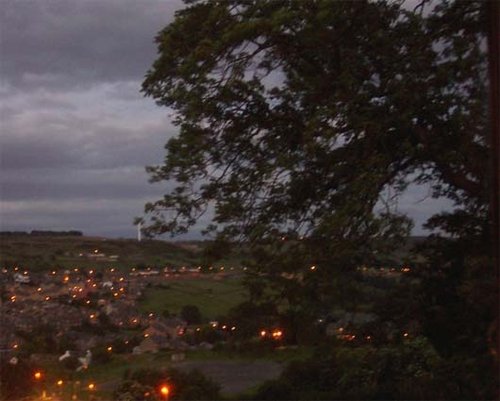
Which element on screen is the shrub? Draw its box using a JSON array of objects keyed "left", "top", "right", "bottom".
[
  {"left": 113, "top": 367, "right": 220, "bottom": 400},
  {"left": 180, "top": 305, "right": 202, "bottom": 325}
]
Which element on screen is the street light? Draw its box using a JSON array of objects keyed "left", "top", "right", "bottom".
[{"left": 159, "top": 384, "right": 170, "bottom": 399}]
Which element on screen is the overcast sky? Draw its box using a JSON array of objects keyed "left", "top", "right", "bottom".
[{"left": 0, "top": 0, "right": 451, "bottom": 239}]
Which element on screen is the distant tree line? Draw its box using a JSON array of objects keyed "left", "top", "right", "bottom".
[{"left": 0, "top": 230, "right": 83, "bottom": 237}]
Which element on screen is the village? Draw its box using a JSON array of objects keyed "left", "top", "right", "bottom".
[
  {"left": 0, "top": 257, "right": 243, "bottom": 359},
  {"left": 0, "top": 240, "right": 420, "bottom": 401}
]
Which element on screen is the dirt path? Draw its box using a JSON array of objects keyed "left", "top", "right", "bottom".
[{"left": 174, "top": 360, "right": 283, "bottom": 395}]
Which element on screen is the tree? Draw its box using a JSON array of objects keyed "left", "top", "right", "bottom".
[
  {"left": 142, "top": 0, "right": 493, "bottom": 302},
  {"left": 142, "top": 0, "right": 489, "bottom": 231},
  {"left": 140, "top": 0, "right": 496, "bottom": 396},
  {"left": 180, "top": 304, "right": 202, "bottom": 324}
]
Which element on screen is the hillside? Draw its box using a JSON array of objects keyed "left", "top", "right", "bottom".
[{"left": 0, "top": 235, "right": 240, "bottom": 271}]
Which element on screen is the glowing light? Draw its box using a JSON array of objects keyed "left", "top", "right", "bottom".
[
  {"left": 107, "top": 346, "right": 112, "bottom": 352},
  {"left": 63, "top": 276, "right": 69, "bottom": 282},
  {"left": 57, "top": 380, "right": 63, "bottom": 386},
  {"left": 12, "top": 344, "right": 18, "bottom": 349},
  {"left": 403, "top": 332, "right": 409, "bottom": 337},
  {"left": 272, "top": 330, "right": 283, "bottom": 339},
  {"left": 119, "top": 277, "right": 124, "bottom": 282},
  {"left": 88, "top": 383, "right": 95, "bottom": 390},
  {"left": 45, "top": 296, "right": 50, "bottom": 301},
  {"left": 37, "top": 287, "right": 42, "bottom": 292},
  {"left": 159, "top": 385, "right": 170, "bottom": 398},
  {"left": 34, "top": 371, "right": 42, "bottom": 380},
  {"left": 231, "top": 326, "right": 236, "bottom": 331},
  {"left": 260, "top": 330, "right": 267, "bottom": 337},
  {"left": 90, "top": 314, "right": 95, "bottom": 319},
  {"left": 310, "top": 265, "right": 316, "bottom": 271},
  {"left": 10, "top": 296, "right": 16, "bottom": 302},
  {"left": 144, "top": 334, "right": 149, "bottom": 338}
]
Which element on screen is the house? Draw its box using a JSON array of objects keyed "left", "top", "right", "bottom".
[
  {"left": 14, "top": 273, "right": 30, "bottom": 284},
  {"left": 135, "top": 317, "right": 188, "bottom": 353}
]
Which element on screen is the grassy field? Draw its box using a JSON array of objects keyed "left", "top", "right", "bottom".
[{"left": 138, "top": 276, "right": 248, "bottom": 319}]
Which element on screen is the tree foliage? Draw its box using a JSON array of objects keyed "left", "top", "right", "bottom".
[
  {"left": 140, "top": 1, "right": 496, "bottom": 396},
  {"left": 142, "top": 0, "right": 489, "bottom": 237},
  {"left": 254, "top": 337, "right": 494, "bottom": 400},
  {"left": 141, "top": 0, "right": 492, "bottom": 319}
]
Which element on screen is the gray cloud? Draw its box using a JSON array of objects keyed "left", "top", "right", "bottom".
[
  {"left": 0, "top": 1, "right": 183, "bottom": 237},
  {"left": 1, "top": 0, "right": 183, "bottom": 89}
]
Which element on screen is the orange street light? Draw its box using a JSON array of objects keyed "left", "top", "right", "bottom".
[
  {"left": 159, "top": 384, "right": 170, "bottom": 398},
  {"left": 34, "top": 371, "right": 42, "bottom": 380},
  {"left": 88, "top": 383, "right": 95, "bottom": 391},
  {"left": 272, "top": 330, "right": 283, "bottom": 339},
  {"left": 57, "top": 380, "right": 64, "bottom": 386}
]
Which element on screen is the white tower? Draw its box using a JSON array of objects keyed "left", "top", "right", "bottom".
[{"left": 137, "top": 222, "right": 142, "bottom": 242}]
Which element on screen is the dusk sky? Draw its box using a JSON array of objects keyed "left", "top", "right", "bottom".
[{"left": 0, "top": 0, "right": 451, "bottom": 239}]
